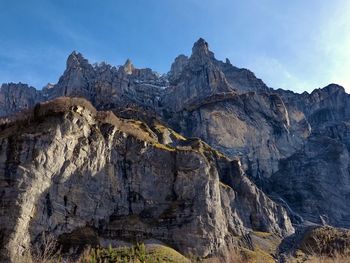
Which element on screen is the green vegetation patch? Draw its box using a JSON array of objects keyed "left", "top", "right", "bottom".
[{"left": 79, "top": 243, "right": 189, "bottom": 263}]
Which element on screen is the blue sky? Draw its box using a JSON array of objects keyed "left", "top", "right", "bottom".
[{"left": 0, "top": 0, "right": 349, "bottom": 93}]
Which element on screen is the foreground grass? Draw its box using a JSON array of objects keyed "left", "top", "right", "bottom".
[{"left": 78, "top": 243, "right": 190, "bottom": 263}]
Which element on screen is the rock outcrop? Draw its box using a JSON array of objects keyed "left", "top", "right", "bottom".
[{"left": 0, "top": 98, "right": 293, "bottom": 262}]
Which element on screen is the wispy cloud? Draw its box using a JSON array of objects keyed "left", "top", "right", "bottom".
[
  {"left": 315, "top": 3, "right": 350, "bottom": 92},
  {"left": 221, "top": 1, "right": 350, "bottom": 93}
]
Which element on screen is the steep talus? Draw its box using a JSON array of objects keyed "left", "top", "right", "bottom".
[{"left": 0, "top": 98, "right": 292, "bottom": 262}]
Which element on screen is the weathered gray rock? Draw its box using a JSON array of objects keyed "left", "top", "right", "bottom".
[
  {"left": 53, "top": 51, "right": 96, "bottom": 99},
  {"left": 0, "top": 98, "right": 293, "bottom": 262},
  {"left": 168, "top": 54, "right": 189, "bottom": 83},
  {"left": 162, "top": 38, "right": 235, "bottom": 111},
  {"left": 265, "top": 85, "right": 350, "bottom": 227},
  {"left": 269, "top": 135, "right": 350, "bottom": 227},
  {"left": 165, "top": 90, "right": 310, "bottom": 187},
  {"left": 159, "top": 40, "right": 309, "bottom": 185},
  {"left": 215, "top": 58, "right": 270, "bottom": 94},
  {"left": 0, "top": 83, "right": 42, "bottom": 116}
]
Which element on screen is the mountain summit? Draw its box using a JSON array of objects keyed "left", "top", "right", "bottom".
[{"left": 191, "top": 37, "right": 215, "bottom": 59}]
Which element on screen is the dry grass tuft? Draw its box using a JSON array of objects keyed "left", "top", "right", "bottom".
[
  {"left": 301, "top": 226, "right": 350, "bottom": 257},
  {"left": 34, "top": 97, "right": 97, "bottom": 118},
  {"left": 307, "top": 254, "right": 350, "bottom": 263},
  {"left": 288, "top": 226, "right": 350, "bottom": 263}
]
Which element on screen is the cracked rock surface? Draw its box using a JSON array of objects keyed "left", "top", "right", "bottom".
[{"left": 0, "top": 98, "right": 293, "bottom": 262}]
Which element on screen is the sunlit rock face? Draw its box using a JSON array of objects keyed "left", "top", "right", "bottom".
[{"left": 0, "top": 98, "right": 292, "bottom": 262}]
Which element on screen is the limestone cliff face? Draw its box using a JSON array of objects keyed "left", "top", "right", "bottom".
[
  {"left": 266, "top": 85, "right": 350, "bottom": 227},
  {"left": 0, "top": 98, "right": 293, "bottom": 262},
  {"left": 165, "top": 91, "right": 300, "bottom": 180},
  {"left": 160, "top": 39, "right": 304, "bottom": 182},
  {"left": 269, "top": 135, "right": 350, "bottom": 226}
]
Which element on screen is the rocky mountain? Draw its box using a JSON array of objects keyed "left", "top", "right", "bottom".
[
  {"left": 1, "top": 38, "right": 350, "bottom": 262},
  {"left": 0, "top": 97, "right": 292, "bottom": 262}
]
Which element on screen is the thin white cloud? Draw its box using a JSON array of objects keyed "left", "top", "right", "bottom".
[
  {"left": 315, "top": 3, "right": 350, "bottom": 92},
  {"left": 221, "top": 1, "right": 350, "bottom": 93}
]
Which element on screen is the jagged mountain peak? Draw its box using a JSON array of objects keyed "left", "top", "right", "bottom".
[
  {"left": 191, "top": 37, "right": 215, "bottom": 59},
  {"left": 66, "top": 50, "right": 91, "bottom": 70},
  {"left": 123, "top": 58, "right": 135, "bottom": 74}
]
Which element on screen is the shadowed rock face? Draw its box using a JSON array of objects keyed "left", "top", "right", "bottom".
[
  {"left": 0, "top": 83, "right": 42, "bottom": 117},
  {"left": 269, "top": 135, "right": 350, "bottom": 226},
  {"left": 1, "top": 38, "right": 350, "bottom": 260},
  {"left": 0, "top": 98, "right": 292, "bottom": 262},
  {"left": 266, "top": 85, "right": 350, "bottom": 226}
]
